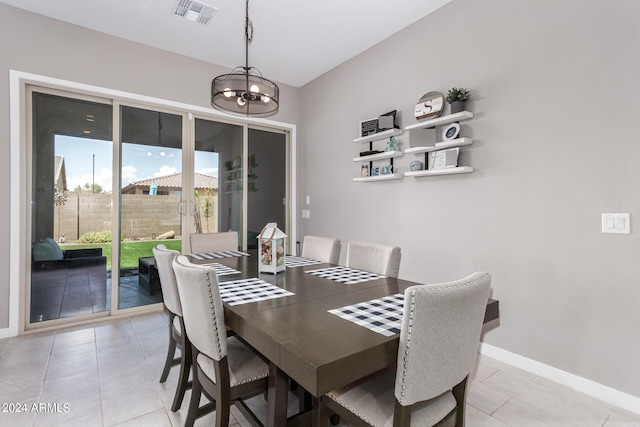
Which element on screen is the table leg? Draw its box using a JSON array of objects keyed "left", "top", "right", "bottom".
[{"left": 267, "top": 362, "right": 288, "bottom": 427}]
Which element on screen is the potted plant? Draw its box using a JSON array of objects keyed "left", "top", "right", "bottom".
[{"left": 446, "top": 87, "right": 470, "bottom": 114}]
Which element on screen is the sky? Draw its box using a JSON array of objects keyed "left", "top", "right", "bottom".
[{"left": 55, "top": 135, "right": 218, "bottom": 192}]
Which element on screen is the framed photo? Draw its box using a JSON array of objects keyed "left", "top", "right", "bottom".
[
  {"left": 428, "top": 148, "right": 459, "bottom": 170},
  {"left": 442, "top": 122, "right": 461, "bottom": 141}
]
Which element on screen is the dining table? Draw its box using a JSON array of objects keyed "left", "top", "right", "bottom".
[{"left": 188, "top": 251, "right": 500, "bottom": 427}]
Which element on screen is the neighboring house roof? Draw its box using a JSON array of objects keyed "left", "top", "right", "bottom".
[
  {"left": 54, "top": 156, "right": 68, "bottom": 192},
  {"left": 122, "top": 172, "right": 218, "bottom": 193}
]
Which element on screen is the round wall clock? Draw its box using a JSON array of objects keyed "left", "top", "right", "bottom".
[
  {"left": 442, "top": 122, "right": 461, "bottom": 141},
  {"left": 410, "top": 160, "right": 423, "bottom": 171}
]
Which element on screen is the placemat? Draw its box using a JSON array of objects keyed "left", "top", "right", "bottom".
[
  {"left": 199, "top": 262, "right": 241, "bottom": 276},
  {"left": 191, "top": 250, "right": 250, "bottom": 260},
  {"left": 285, "top": 255, "right": 323, "bottom": 268},
  {"left": 328, "top": 293, "right": 404, "bottom": 337},
  {"left": 219, "top": 278, "right": 294, "bottom": 306},
  {"left": 305, "top": 266, "right": 385, "bottom": 284}
]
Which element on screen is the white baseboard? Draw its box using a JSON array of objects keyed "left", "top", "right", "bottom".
[
  {"left": 0, "top": 328, "right": 9, "bottom": 340},
  {"left": 479, "top": 343, "right": 640, "bottom": 416}
]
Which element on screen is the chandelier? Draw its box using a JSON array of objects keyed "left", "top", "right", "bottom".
[{"left": 211, "top": 0, "right": 279, "bottom": 117}]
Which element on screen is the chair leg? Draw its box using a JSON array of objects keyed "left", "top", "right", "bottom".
[
  {"left": 170, "top": 334, "right": 192, "bottom": 412},
  {"left": 185, "top": 369, "right": 202, "bottom": 427},
  {"left": 215, "top": 389, "right": 231, "bottom": 427},
  {"left": 160, "top": 314, "right": 177, "bottom": 383}
]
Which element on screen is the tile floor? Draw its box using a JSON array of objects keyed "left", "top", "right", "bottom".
[
  {"left": 30, "top": 267, "right": 162, "bottom": 323},
  {"left": 1, "top": 311, "right": 639, "bottom": 427}
]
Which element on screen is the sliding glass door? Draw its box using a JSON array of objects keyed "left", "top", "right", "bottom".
[
  {"left": 194, "top": 117, "right": 244, "bottom": 247},
  {"left": 25, "top": 85, "right": 292, "bottom": 330},
  {"left": 117, "top": 105, "right": 185, "bottom": 309},
  {"left": 30, "top": 91, "right": 113, "bottom": 323}
]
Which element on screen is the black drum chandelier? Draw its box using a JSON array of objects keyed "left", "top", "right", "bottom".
[{"left": 211, "top": 0, "right": 279, "bottom": 117}]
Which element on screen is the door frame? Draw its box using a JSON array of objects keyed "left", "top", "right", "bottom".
[{"left": 9, "top": 70, "right": 297, "bottom": 336}]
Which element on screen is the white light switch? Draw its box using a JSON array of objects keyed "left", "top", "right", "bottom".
[
  {"left": 302, "top": 210, "right": 310, "bottom": 219},
  {"left": 602, "top": 213, "right": 630, "bottom": 234},
  {"left": 306, "top": 196, "right": 311, "bottom": 205}
]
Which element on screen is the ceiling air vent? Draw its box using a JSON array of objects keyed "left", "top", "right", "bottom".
[{"left": 173, "top": 0, "right": 219, "bottom": 26}]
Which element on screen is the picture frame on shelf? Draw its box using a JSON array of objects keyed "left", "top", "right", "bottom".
[
  {"left": 361, "top": 165, "right": 369, "bottom": 177},
  {"left": 428, "top": 147, "right": 459, "bottom": 170},
  {"left": 414, "top": 91, "right": 445, "bottom": 120}
]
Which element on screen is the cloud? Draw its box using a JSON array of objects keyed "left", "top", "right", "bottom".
[
  {"left": 121, "top": 165, "right": 138, "bottom": 185},
  {"left": 67, "top": 167, "right": 114, "bottom": 192},
  {"left": 155, "top": 165, "right": 178, "bottom": 177}
]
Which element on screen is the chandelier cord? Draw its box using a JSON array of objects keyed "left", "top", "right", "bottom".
[{"left": 245, "top": 0, "right": 253, "bottom": 45}]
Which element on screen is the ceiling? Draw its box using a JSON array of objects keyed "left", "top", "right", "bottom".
[{"left": 0, "top": 0, "right": 451, "bottom": 87}]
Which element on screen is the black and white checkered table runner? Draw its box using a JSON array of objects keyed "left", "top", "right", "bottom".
[
  {"left": 285, "top": 256, "right": 323, "bottom": 268},
  {"left": 191, "top": 250, "right": 250, "bottom": 260},
  {"left": 199, "top": 262, "right": 241, "bottom": 276},
  {"left": 219, "top": 278, "right": 294, "bottom": 306},
  {"left": 328, "top": 293, "right": 404, "bottom": 337},
  {"left": 305, "top": 266, "right": 385, "bottom": 284}
]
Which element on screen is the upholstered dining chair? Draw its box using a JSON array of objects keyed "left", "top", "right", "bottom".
[
  {"left": 189, "top": 231, "right": 238, "bottom": 254},
  {"left": 152, "top": 244, "right": 191, "bottom": 412},
  {"left": 301, "top": 235, "right": 341, "bottom": 264},
  {"left": 172, "top": 255, "right": 270, "bottom": 427},
  {"left": 317, "top": 272, "right": 492, "bottom": 427},
  {"left": 346, "top": 241, "right": 402, "bottom": 278}
]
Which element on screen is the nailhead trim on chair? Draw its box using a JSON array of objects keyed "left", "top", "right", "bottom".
[{"left": 204, "top": 269, "right": 223, "bottom": 357}]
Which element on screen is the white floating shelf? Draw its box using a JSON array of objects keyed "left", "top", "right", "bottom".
[
  {"left": 405, "top": 138, "right": 473, "bottom": 155},
  {"left": 353, "top": 128, "right": 403, "bottom": 144},
  {"left": 404, "top": 111, "right": 474, "bottom": 131},
  {"left": 353, "top": 150, "right": 403, "bottom": 162},
  {"left": 404, "top": 166, "right": 473, "bottom": 177},
  {"left": 353, "top": 173, "right": 404, "bottom": 182}
]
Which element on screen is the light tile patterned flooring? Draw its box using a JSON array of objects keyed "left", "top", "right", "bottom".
[{"left": 1, "top": 311, "right": 639, "bottom": 426}]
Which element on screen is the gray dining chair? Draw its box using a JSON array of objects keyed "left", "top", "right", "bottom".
[
  {"left": 317, "top": 272, "right": 492, "bottom": 427},
  {"left": 301, "top": 235, "right": 341, "bottom": 264},
  {"left": 346, "top": 240, "right": 402, "bottom": 277},
  {"left": 152, "top": 244, "right": 192, "bottom": 412},
  {"left": 172, "top": 255, "right": 269, "bottom": 427},
  {"left": 189, "top": 231, "right": 238, "bottom": 254}
]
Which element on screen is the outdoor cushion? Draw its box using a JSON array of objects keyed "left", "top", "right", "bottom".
[{"left": 32, "top": 239, "right": 64, "bottom": 262}]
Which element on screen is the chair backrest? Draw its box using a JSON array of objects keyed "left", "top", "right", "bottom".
[
  {"left": 190, "top": 231, "right": 238, "bottom": 254},
  {"left": 345, "top": 241, "right": 401, "bottom": 277},
  {"left": 301, "top": 235, "right": 341, "bottom": 264},
  {"left": 172, "top": 255, "right": 228, "bottom": 361},
  {"left": 152, "top": 244, "right": 182, "bottom": 316},
  {"left": 394, "top": 272, "right": 491, "bottom": 406}
]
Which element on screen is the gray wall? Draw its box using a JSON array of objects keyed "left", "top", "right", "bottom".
[
  {"left": 0, "top": 3, "right": 299, "bottom": 328},
  {"left": 298, "top": 0, "right": 640, "bottom": 398}
]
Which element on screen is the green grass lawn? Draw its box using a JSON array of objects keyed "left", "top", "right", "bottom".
[{"left": 61, "top": 240, "right": 182, "bottom": 270}]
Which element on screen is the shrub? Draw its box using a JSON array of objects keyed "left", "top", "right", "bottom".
[{"left": 77, "top": 231, "right": 112, "bottom": 244}]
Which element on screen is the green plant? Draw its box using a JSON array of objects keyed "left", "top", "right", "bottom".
[
  {"left": 446, "top": 87, "right": 470, "bottom": 103},
  {"left": 77, "top": 230, "right": 112, "bottom": 244}
]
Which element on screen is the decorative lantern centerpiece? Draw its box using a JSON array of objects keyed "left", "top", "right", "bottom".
[{"left": 257, "top": 223, "right": 287, "bottom": 274}]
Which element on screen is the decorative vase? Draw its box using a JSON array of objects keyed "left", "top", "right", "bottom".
[{"left": 450, "top": 100, "right": 466, "bottom": 114}]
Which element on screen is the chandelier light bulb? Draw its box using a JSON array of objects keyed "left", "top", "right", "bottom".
[
  {"left": 263, "top": 95, "right": 270, "bottom": 103},
  {"left": 250, "top": 84, "right": 260, "bottom": 93},
  {"left": 223, "top": 88, "right": 233, "bottom": 98},
  {"left": 237, "top": 97, "right": 246, "bottom": 106}
]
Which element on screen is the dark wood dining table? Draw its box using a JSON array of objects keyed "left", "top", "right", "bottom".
[{"left": 188, "top": 252, "right": 499, "bottom": 427}]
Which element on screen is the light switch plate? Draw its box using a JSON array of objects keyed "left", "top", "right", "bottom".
[
  {"left": 302, "top": 209, "right": 310, "bottom": 219},
  {"left": 601, "top": 213, "right": 630, "bottom": 234}
]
